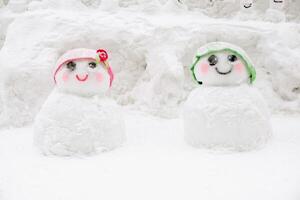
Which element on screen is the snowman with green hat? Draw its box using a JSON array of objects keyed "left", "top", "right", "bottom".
[{"left": 183, "top": 42, "right": 272, "bottom": 151}]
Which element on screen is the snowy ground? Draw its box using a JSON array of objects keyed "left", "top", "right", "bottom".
[{"left": 0, "top": 111, "right": 300, "bottom": 200}]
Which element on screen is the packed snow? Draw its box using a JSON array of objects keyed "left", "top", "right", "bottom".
[
  {"left": 190, "top": 42, "right": 256, "bottom": 86},
  {"left": 34, "top": 91, "right": 126, "bottom": 155},
  {"left": 0, "top": 0, "right": 300, "bottom": 127},
  {"left": 34, "top": 48, "right": 125, "bottom": 156},
  {"left": 184, "top": 42, "right": 271, "bottom": 151},
  {"left": 0, "top": 0, "right": 300, "bottom": 199},
  {"left": 53, "top": 48, "right": 113, "bottom": 96},
  {"left": 183, "top": 85, "right": 272, "bottom": 151},
  {"left": 1, "top": 112, "right": 300, "bottom": 200}
]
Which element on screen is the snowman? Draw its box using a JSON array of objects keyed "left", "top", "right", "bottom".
[
  {"left": 240, "top": 0, "right": 254, "bottom": 10},
  {"left": 183, "top": 42, "right": 272, "bottom": 151},
  {"left": 236, "top": 0, "right": 261, "bottom": 21},
  {"left": 34, "top": 48, "right": 126, "bottom": 156},
  {"left": 265, "top": 0, "right": 286, "bottom": 22},
  {"left": 269, "top": 0, "right": 286, "bottom": 10}
]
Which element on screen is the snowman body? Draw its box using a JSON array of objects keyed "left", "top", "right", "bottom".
[
  {"left": 184, "top": 42, "right": 272, "bottom": 151},
  {"left": 183, "top": 85, "right": 271, "bottom": 151},
  {"left": 265, "top": 0, "right": 286, "bottom": 22},
  {"left": 34, "top": 48, "right": 125, "bottom": 156},
  {"left": 34, "top": 90, "right": 125, "bottom": 155}
]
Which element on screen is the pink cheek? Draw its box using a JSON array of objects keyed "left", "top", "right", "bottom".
[
  {"left": 234, "top": 63, "right": 244, "bottom": 73},
  {"left": 62, "top": 73, "right": 69, "bottom": 82},
  {"left": 200, "top": 63, "right": 209, "bottom": 74},
  {"left": 96, "top": 72, "right": 103, "bottom": 82}
]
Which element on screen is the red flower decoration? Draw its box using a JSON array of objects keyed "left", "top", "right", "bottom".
[{"left": 96, "top": 49, "right": 108, "bottom": 62}]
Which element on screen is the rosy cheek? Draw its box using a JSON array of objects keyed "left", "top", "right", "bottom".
[
  {"left": 234, "top": 62, "right": 244, "bottom": 73},
  {"left": 200, "top": 63, "right": 209, "bottom": 74},
  {"left": 96, "top": 72, "right": 103, "bottom": 82},
  {"left": 62, "top": 72, "right": 69, "bottom": 82}
]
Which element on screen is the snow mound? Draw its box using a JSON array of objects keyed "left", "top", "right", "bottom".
[
  {"left": 34, "top": 90, "right": 126, "bottom": 156},
  {"left": 183, "top": 85, "right": 272, "bottom": 151}
]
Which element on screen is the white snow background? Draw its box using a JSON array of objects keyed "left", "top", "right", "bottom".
[{"left": 0, "top": 0, "right": 300, "bottom": 199}]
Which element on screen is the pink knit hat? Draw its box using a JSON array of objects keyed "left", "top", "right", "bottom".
[{"left": 53, "top": 48, "right": 114, "bottom": 87}]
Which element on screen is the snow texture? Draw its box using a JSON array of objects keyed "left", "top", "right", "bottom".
[
  {"left": 1, "top": 112, "right": 300, "bottom": 200},
  {"left": 0, "top": 0, "right": 300, "bottom": 127},
  {"left": 34, "top": 90, "right": 126, "bottom": 156},
  {"left": 183, "top": 85, "right": 272, "bottom": 151}
]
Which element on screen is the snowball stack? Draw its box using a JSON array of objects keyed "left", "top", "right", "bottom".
[
  {"left": 34, "top": 48, "right": 125, "bottom": 156},
  {"left": 183, "top": 42, "right": 272, "bottom": 151}
]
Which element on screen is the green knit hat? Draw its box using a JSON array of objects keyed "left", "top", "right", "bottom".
[{"left": 190, "top": 42, "right": 256, "bottom": 84}]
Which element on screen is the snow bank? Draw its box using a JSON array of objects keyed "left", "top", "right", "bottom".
[
  {"left": 183, "top": 85, "right": 272, "bottom": 151},
  {"left": 0, "top": 0, "right": 300, "bottom": 127}
]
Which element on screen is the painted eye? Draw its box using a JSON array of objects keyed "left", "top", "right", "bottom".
[
  {"left": 66, "top": 61, "right": 76, "bottom": 71},
  {"left": 208, "top": 55, "right": 218, "bottom": 66},
  {"left": 228, "top": 55, "right": 238, "bottom": 62},
  {"left": 88, "top": 62, "right": 97, "bottom": 69}
]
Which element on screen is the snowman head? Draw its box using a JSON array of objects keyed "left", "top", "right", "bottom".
[
  {"left": 191, "top": 42, "right": 256, "bottom": 86},
  {"left": 240, "top": 0, "right": 254, "bottom": 10},
  {"left": 269, "top": 0, "right": 286, "bottom": 10},
  {"left": 54, "top": 48, "right": 114, "bottom": 96}
]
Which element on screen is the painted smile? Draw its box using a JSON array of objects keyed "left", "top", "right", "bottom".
[
  {"left": 244, "top": 3, "right": 252, "bottom": 8},
  {"left": 274, "top": 0, "right": 283, "bottom": 3},
  {"left": 215, "top": 67, "right": 232, "bottom": 75},
  {"left": 76, "top": 74, "right": 89, "bottom": 82}
]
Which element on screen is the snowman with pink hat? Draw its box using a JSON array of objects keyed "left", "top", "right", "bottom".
[{"left": 34, "top": 48, "right": 126, "bottom": 156}]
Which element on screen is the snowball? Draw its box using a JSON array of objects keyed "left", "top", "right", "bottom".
[
  {"left": 34, "top": 90, "right": 126, "bottom": 156},
  {"left": 240, "top": 0, "right": 254, "bottom": 10},
  {"left": 183, "top": 85, "right": 272, "bottom": 151},
  {"left": 235, "top": 1, "right": 262, "bottom": 21},
  {"left": 53, "top": 48, "right": 112, "bottom": 97},
  {"left": 191, "top": 42, "right": 256, "bottom": 86},
  {"left": 265, "top": 8, "right": 286, "bottom": 23},
  {"left": 269, "top": 0, "right": 286, "bottom": 10}
]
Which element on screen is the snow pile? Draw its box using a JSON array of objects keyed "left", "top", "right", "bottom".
[
  {"left": 34, "top": 91, "right": 125, "bottom": 156},
  {"left": 183, "top": 85, "right": 272, "bottom": 151},
  {"left": 0, "top": 0, "right": 299, "bottom": 127}
]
